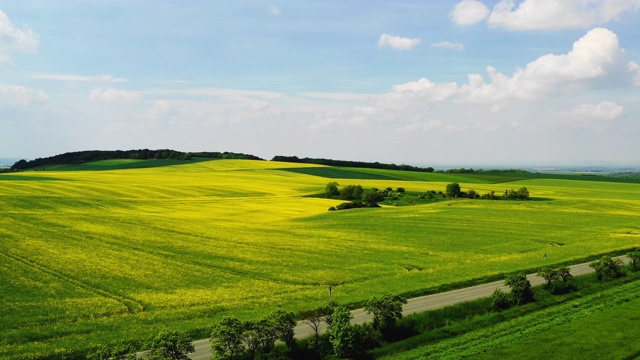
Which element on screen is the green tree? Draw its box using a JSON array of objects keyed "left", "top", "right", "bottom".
[
  {"left": 445, "top": 183, "right": 461, "bottom": 198},
  {"left": 490, "top": 288, "right": 511, "bottom": 311},
  {"left": 517, "top": 187, "right": 530, "bottom": 200},
  {"left": 300, "top": 303, "right": 335, "bottom": 350},
  {"left": 467, "top": 189, "right": 477, "bottom": 199},
  {"left": 253, "top": 317, "right": 278, "bottom": 357},
  {"left": 146, "top": 331, "right": 195, "bottom": 360},
  {"left": 325, "top": 182, "right": 339, "bottom": 198},
  {"left": 340, "top": 185, "right": 363, "bottom": 200},
  {"left": 239, "top": 320, "right": 260, "bottom": 359},
  {"left": 362, "top": 189, "right": 385, "bottom": 206},
  {"left": 329, "top": 306, "right": 357, "bottom": 358},
  {"left": 210, "top": 317, "right": 244, "bottom": 360},
  {"left": 589, "top": 256, "right": 624, "bottom": 281},
  {"left": 504, "top": 273, "right": 534, "bottom": 305},
  {"left": 627, "top": 249, "right": 640, "bottom": 272},
  {"left": 364, "top": 293, "right": 407, "bottom": 335},
  {"left": 537, "top": 267, "right": 560, "bottom": 289},
  {"left": 269, "top": 310, "right": 297, "bottom": 352},
  {"left": 557, "top": 267, "right": 573, "bottom": 284}
]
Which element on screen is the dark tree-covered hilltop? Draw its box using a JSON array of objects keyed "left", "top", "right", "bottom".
[
  {"left": 11, "top": 149, "right": 263, "bottom": 170},
  {"left": 271, "top": 155, "right": 435, "bottom": 173}
]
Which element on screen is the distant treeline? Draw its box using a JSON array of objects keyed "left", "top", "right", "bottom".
[
  {"left": 11, "top": 149, "right": 263, "bottom": 170},
  {"left": 441, "top": 168, "right": 530, "bottom": 174},
  {"left": 272, "top": 155, "right": 435, "bottom": 173}
]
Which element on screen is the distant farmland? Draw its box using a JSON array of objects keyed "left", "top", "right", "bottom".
[{"left": 1, "top": 159, "right": 639, "bottom": 358}]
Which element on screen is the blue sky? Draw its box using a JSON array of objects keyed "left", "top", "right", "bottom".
[{"left": 1, "top": 1, "right": 639, "bottom": 166}]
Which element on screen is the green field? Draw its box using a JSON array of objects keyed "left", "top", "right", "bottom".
[
  {"left": 381, "top": 277, "right": 640, "bottom": 360},
  {"left": 1, "top": 159, "right": 639, "bottom": 358}
]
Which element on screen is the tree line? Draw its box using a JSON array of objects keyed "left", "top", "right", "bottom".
[
  {"left": 272, "top": 155, "right": 435, "bottom": 173},
  {"left": 491, "top": 250, "right": 640, "bottom": 311},
  {"left": 10, "top": 149, "right": 263, "bottom": 170}
]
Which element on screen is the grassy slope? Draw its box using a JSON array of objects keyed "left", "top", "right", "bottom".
[
  {"left": 475, "top": 297, "right": 640, "bottom": 360},
  {"left": 1, "top": 160, "right": 639, "bottom": 358},
  {"left": 379, "top": 277, "right": 640, "bottom": 360}
]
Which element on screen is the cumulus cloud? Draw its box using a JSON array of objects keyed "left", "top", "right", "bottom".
[
  {"left": 378, "top": 34, "right": 421, "bottom": 51},
  {"left": 450, "top": 0, "right": 490, "bottom": 25},
  {"left": 0, "top": 10, "right": 39, "bottom": 63},
  {"left": 486, "top": 0, "right": 640, "bottom": 30},
  {"left": 0, "top": 84, "right": 47, "bottom": 106},
  {"left": 345, "top": 27, "right": 634, "bottom": 135},
  {"left": 89, "top": 88, "right": 140, "bottom": 103},
  {"left": 269, "top": 5, "right": 282, "bottom": 16},
  {"left": 33, "top": 73, "right": 127, "bottom": 83},
  {"left": 452, "top": 28, "right": 625, "bottom": 103},
  {"left": 563, "top": 102, "right": 624, "bottom": 128},
  {"left": 431, "top": 41, "right": 465, "bottom": 51}
]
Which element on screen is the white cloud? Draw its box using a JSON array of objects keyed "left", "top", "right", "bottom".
[
  {"left": 300, "top": 92, "right": 372, "bottom": 101},
  {"left": 377, "top": 34, "right": 421, "bottom": 51},
  {"left": 0, "top": 84, "right": 47, "bottom": 106},
  {"left": 33, "top": 73, "right": 127, "bottom": 83},
  {"left": 630, "top": 61, "right": 640, "bottom": 85},
  {"left": 0, "top": 10, "right": 39, "bottom": 63},
  {"left": 456, "top": 28, "right": 625, "bottom": 103},
  {"left": 345, "top": 27, "right": 632, "bottom": 136},
  {"left": 431, "top": 41, "right": 465, "bottom": 51},
  {"left": 450, "top": 0, "right": 490, "bottom": 25},
  {"left": 563, "top": 102, "right": 624, "bottom": 128},
  {"left": 89, "top": 88, "right": 140, "bottom": 103},
  {"left": 269, "top": 5, "right": 282, "bottom": 16},
  {"left": 487, "top": 0, "right": 640, "bottom": 30}
]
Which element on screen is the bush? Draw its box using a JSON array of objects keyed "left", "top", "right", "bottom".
[
  {"left": 589, "top": 256, "right": 625, "bottom": 281},
  {"left": 341, "top": 185, "right": 364, "bottom": 200},
  {"left": 490, "top": 288, "right": 511, "bottom": 311},
  {"left": 504, "top": 273, "right": 534, "bottom": 305},
  {"left": 362, "top": 189, "right": 385, "bottom": 206}
]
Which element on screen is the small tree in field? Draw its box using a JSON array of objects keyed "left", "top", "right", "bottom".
[
  {"left": 445, "top": 183, "right": 461, "bottom": 198},
  {"left": 504, "top": 273, "right": 534, "bottom": 305},
  {"left": 537, "top": 267, "right": 560, "bottom": 289},
  {"left": 325, "top": 182, "right": 339, "bottom": 198}
]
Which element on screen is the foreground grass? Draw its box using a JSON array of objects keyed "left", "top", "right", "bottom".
[
  {"left": 376, "top": 272, "right": 640, "bottom": 359},
  {"left": 1, "top": 160, "right": 639, "bottom": 358}
]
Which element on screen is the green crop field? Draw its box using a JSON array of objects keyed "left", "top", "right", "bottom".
[{"left": 1, "top": 159, "right": 639, "bottom": 358}]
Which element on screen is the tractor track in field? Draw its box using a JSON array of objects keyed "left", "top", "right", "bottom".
[{"left": 0, "top": 249, "right": 145, "bottom": 315}]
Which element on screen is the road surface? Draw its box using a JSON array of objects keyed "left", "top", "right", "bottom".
[{"left": 169, "top": 256, "right": 628, "bottom": 360}]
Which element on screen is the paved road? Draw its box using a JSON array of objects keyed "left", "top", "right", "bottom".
[{"left": 178, "top": 256, "right": 628, "bottom": 360}]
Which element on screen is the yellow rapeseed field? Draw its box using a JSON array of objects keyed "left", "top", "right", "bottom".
[{"left": 1, "top": 159, "right": 639, "bottom": 358}]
